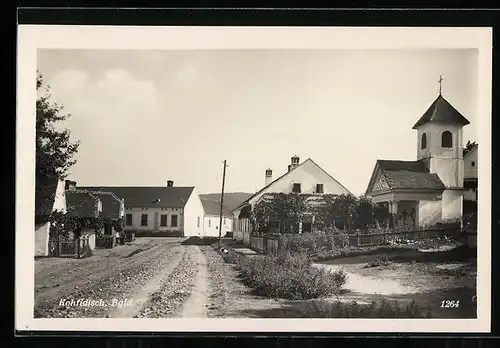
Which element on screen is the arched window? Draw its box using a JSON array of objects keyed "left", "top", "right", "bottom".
[
  {"left": 441, "top": 131, "right": 453, "bottom": 148},
  {"left": 421, "top": 133, "right": 427, "bottom": 149}
]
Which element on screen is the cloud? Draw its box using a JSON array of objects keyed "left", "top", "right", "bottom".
[{"left": 47, "top": 69, "right": 159, "bottom": 137}]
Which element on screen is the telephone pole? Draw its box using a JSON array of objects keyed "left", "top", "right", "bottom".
[{"left": 218, "top": 160, "right": 227, "bottom": 249}]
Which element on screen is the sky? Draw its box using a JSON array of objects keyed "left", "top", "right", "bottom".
[{"left": 37, "top": 49, "right": 478, "bottom": 196}]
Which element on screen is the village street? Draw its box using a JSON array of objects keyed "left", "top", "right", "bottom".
[
  {"left": 35, "top": 236, "right": 476, "bottom": 319},
  {"left": 35, "top": 238, "right": 218, "bottom": 318}
]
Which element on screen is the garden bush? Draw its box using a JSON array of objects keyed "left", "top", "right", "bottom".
[
  {"left": 235, "top": 250, "right": 347, "bottom": 300},
  {"left": 221, "top": 250, "right": 240, "bottom": 264},
  {"left": 303, "top": 299, "right": 431, "bottom": 318}
]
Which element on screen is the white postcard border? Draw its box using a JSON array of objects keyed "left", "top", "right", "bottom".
[{"left": 16, "top": 25, "right": 492, "bottom": 333}]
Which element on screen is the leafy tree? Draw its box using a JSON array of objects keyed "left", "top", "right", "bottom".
[
  {"left": 251, "top": 193, "right": 310, "bottom": 234},
  {"left": 463, "top": 140, "right": 477, "bottom": 156},
  {"left": 355, "top": 195, "right": 374, "bottom": 229},
  {"left": 36, "top": 73, "right": 80, "bottom": 187}
]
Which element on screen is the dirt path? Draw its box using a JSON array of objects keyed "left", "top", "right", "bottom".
[
  {"left": 313, "top": 263, "right": 417, "bottom": 297},
  {"left": 108, "top": 246, "right": 187, "bottom": 318},
  {"left": 179, "top": 246, "right": 209, "bottom": 318},
  {"left": 34, "top": 238, "right": 187, "bottom": 318}
]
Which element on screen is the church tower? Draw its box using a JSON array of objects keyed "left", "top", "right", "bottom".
[{"left": 412, "top": 75, "right": 471, "bottom": 221}]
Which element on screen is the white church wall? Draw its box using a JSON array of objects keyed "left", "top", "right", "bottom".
[
  {"left": 441, "top": 190, "right": 463, "bottom": 221},
  {"left": 418, "top": 200, "right": 442, "bottom": 226}
]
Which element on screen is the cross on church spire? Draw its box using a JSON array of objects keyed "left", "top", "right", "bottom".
[{"left": 438, "top": 75, "right": 443, "bottom": 95}]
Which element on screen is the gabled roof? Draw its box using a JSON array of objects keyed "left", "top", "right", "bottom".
[
  {"left": 234, "top": 158, "right": 353, "bottom": 211},
  {"left": 200, "top": 192, "right": 253, "bottom": 211},
  {"left": 66, "top": 190, "right": 101, "bottom": 218},
  {"left": 35, "top": 179, "right": 59, "bottom": 217},
  {"left": 201, "top": 199, "right": 232, "bottom": 218},
  {"left": 79, "top": 186, "right": 195, "bottom": 208},
  {"left": 366, "top": 160, "right": 445, "bottom": 195},
  {"left": 412, "top": 95, "right": 470, "bottom": 129},
  {"left": 87, "top": 191, "right": 124, "bottom": 220}
]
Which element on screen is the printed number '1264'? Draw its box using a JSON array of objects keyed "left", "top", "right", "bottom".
[{"left": 441, "top": 300, "right": 460, "bottom": 308}]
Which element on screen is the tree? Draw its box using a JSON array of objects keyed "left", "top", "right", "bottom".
[
  {"left": 250, "top": 193, "right": 310, "bottom": 234},
  {"left": 463, "top": 140, "right": 477, "bottom": 156},
  {"left": 36, "top": 73, "right": 80, "bottom": 186},
  {"left": 355, "top": 195, "right": 374, "bottom": 229}
]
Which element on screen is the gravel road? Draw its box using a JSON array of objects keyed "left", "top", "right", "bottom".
[{"left": 34, "top": 238, "right": 216, "bottom": 318}]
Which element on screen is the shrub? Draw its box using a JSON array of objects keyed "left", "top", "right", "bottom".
[
  {"left": 222, "top": 250, "right": 240, "bottom": 264},
  {"left": 303, "top": 299, "right": 431, "bottom": 318},
  {"left": 235, "top": 251, "right": 347, "bottom": 300}
]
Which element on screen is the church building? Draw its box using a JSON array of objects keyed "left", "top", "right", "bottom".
[{"left": 365, "top": 78, "right": 471, "bottom": 227}]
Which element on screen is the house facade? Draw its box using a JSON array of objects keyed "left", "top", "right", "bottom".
[
  {"left": 462, "top": 142, "right": 478, "bottom": 216},
  {"left": 35, "top": 179, "right": 67, "bottom": 257},
  {"left": 365, "top": 91, "right": 471, "bottom": 227},
  {"left": 201, "top": 199, "right": 232, "bottom": 238},
  {"left": 65, "top": 189, "right": 103, "bottom": 250},
  {"left": 80, "top": 180, "right": 204, "bottom": 237},
  {"left": 232, "top": 156, "right": 353, "bottom": 235}
]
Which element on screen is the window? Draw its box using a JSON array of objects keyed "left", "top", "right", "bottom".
[
  {"left": 171, "top": 215, "right": 178, "bottom": 227},
  {"left": 316, "top": 183, "right": 324, "bottom": 193},
  {"left": 441, "top": 131, "right": 453, "bottom": 148},
  {"left": 421, "top": 133, "right": 427, "bottom": 149},
  {"left": 471, "top": 161, "right": 476, "bottom": 167},
  {"left": 197, "top": 216, "right": 200, "bottom": 227},
  {"left": 224, "top": 218, "right": 227, "bottom": 225},
  {"left": 141, "top": 214, "right": 148, "bottom": 226},
  {"left": 160, "top": 214, "right": 167, "bottom": 227},
  {"left": 292, "top": 183, "right": 301, "bottom": 193},
  {"left": 208, "top": 219, "right": 211, "bottom": 227},
  {"left": 126, "top": 214, "right": 133, "bottom": 226}
]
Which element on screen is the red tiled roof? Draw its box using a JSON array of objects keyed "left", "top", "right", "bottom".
[
  {"left": 79, "top": 186, "right": 194, "bottom": 209},
  {"left": 412, "top": 95, "right": 470, "bottom": 129}
]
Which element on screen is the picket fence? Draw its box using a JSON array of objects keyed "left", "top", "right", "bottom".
[{"left": 237, "top": 226, "right": 462, "bottom": 255}]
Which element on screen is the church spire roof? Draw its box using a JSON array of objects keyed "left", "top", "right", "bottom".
[{"left": 412, "top": 94, "right": 470, "bottom": 129}]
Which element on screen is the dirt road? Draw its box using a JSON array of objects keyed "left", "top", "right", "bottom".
[{"left": 34, "top": 238, "right": 213, "bottom": 318}]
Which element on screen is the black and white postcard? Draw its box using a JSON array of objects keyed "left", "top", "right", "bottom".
[{"left": 16, "top": 25, "right": 492, "bottom": 333}]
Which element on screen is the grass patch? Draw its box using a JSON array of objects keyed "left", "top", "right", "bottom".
[
  {"left": 303, "top": 299, "right": 431, "bottom": 318},
  {"left": 234, "top": 251, "right": 347, "bottom": 300}
]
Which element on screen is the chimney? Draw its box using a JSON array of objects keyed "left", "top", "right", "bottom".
[
  {"left": 265, "top": 168, "right": 273, "bottom": 186},
  {"left": 65, "top": 180, "right": 77, "bottom": 191},
  {"left": 167, "top": 180, "right": 174, "bottom": 187},
  {"left": 288, "top": 165, "right": 292, "bottom": 172},
  {"left": 290, "top": 155, "right": 300, "bottom": 170}
]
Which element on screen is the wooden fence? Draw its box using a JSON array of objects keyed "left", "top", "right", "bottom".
[
  {"left": 246, "top": 227, "right": 462, "bottom": 255},
  {"left": 48, "top": 236, "right": 91, "bottom": 258}
]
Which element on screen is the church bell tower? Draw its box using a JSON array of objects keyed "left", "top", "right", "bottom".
[{"left": 412, "top": 75, "right": 471, "bottom": 220}]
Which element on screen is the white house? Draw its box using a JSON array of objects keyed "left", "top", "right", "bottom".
[
  {"left": 463, "top": 142, "right": 478, "bottom": 202},
  {"left": 365, "top": 89, "right": 471, "bottom": 227},
  {"left": 232, "top": 155, "right": 353, "bottom": 235},
  {"left": 201, "top": 199, "right": 232, "bottom": 238},
  {"left": 35, "top": 178, "right": 67, "bottom": 257},
  {"left": 81, "top": 180, "right": 205, "bottom": 237}
]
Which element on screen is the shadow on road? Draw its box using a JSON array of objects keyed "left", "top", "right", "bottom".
[
  {"left": 236, "top": 286, "right": 477, "bottom": 319},
  {"left": 181, "top": 236, "right": 220, "bottom": 246}
]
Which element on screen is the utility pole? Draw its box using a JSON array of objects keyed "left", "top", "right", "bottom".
[{"left": 218, "top": 160, "right": 227, "bottom": 249}]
